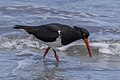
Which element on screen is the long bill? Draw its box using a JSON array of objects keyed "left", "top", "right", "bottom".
[{"left": 84, "top": 38, "right": 92, "bottom": 58}]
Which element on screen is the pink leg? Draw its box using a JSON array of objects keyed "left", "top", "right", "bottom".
[
  {"left": 53, "top": 49, "right": 59, "bottom": 61},
  {"left": 43, "top": 47, "right": 50, "bottom": 57}
]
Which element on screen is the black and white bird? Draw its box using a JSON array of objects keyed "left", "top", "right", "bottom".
[{"left": 13, "top": 23, "right": 92, "bottom": 61}]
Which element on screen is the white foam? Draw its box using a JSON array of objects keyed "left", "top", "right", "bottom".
[
  {"left": 78, "top": 13, "right": 91, "bottom": 18},
  {"left": 0, "top": 31, "right": 120, "bottom": 56},
  {"left": 0, "top": 31, "right": 42, "bottom": 49},
  {"left": 90, "top": 41, "right": 120, "bottom": 55},
  {"left": 6, "top": 7, "right": 17, "bottom": 10}
]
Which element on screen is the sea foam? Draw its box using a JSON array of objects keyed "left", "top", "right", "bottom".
[
  {"left": 91, "top": 41, "right": 120, "bottom": 55},
  {"left": 0, "top": 31, "right": 120, "bottom": 56}
]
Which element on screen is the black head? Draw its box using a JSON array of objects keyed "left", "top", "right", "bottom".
[
  {"left": 74, "top": 26, "right": 90, "bottom": 39},
  {"left": 73, "top": 26, "right": 92, "bottom": 58}
]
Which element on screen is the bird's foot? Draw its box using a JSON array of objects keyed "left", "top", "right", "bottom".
[
  {"left": 43, "top": 47, "right": 50, "bottom": 57},
  {"left": 53, "top": 49, "right": 59, "bottom": 61}
]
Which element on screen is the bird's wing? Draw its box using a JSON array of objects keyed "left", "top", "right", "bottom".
[
  {"left": 14, "top": 25, "right": 60, "bottom": 42},
  {"left": 32, "top": 26, "right": 60, "bottom": 42},
  {"left": 14, "top": 24, "right": 80, "bottom": 44}
]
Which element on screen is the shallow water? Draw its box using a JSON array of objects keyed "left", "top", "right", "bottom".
[
  {"left": 1, "top": 46, "right": 120, "bottom": 80},
  {"left": 0, "top": 33, "right": 120, "bottom": 80},
  {"left": 0, "top": 0, "right": 120, "bottom": 80}
]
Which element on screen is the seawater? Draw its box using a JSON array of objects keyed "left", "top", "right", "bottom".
[{"left": 0, "top": 0, "right": 120, "bottom": 80}]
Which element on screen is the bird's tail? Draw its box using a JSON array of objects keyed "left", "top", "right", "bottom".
[{"left": 13, "top": 25, "right": 27, "bottom": 29}]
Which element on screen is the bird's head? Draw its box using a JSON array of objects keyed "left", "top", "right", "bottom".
[{"left": 74, "top": 26, "right": 92, "bottom": 58}]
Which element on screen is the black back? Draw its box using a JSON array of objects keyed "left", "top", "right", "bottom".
[{"left": 14, "top": 23, "right": 82, "bottom": 45}]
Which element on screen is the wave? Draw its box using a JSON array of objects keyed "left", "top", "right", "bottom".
[
  {"left": 0, "top": 31, "right": 43, "bottom": 49},
  {"left": 0, "top": 31, "right": 120, "bottom": 56},
  {"left": 0, "top": 5, "right": 112, "bottom": 28},
  {"left": 90, "top": 40, "right": 120, "bottom": 55}
]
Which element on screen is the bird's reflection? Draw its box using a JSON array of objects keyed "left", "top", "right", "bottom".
[
  {"left": 42, "top": 60, "right": 59, "bottom": 80},
  {"left": 43, "top": 59, "right": 59, "bottom": 67}
]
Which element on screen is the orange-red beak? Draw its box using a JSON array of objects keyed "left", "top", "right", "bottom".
[{"left": 84, "top": 38, "right": 92, "bottom": 58}]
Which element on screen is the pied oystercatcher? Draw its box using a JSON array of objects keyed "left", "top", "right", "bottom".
[{"left": 13, "top": 23, "right": 92, "bottom": 61}]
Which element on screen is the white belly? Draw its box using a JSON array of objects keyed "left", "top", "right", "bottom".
[
  {"left": 45, "top": 37, "right": 63, "bottom": 49},
  {"left": 36, "top": 36, "right": 63, "bottom": 49}
]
